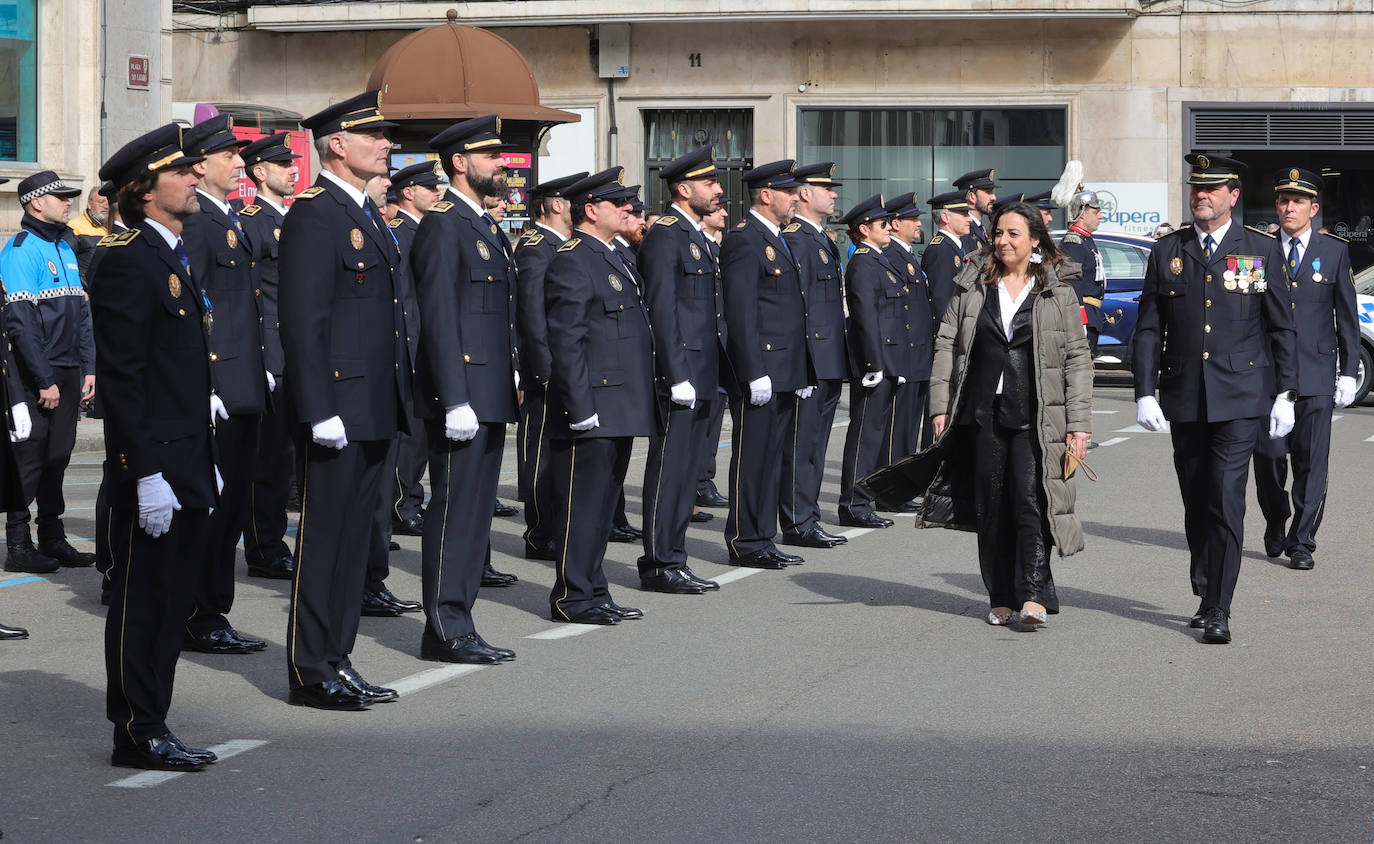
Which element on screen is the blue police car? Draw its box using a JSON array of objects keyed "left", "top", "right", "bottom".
[{"left": 1052, "top": 230, "right": 1154, "bottom": 370}]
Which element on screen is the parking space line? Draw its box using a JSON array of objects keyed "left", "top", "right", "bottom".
[
  {"left": 387, "top": 664, "right": 486, "bottom": 694},
  {"left": 1097, "top": 437, "right": 1130, "bottom": 448},
  {"left": 107, "top": 739, "right": 269, "bottom": 788},
  {"left": 526, "top": 624, "right": 603, "bottom": 641}
]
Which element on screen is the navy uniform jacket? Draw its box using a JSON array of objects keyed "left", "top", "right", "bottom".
[
  {"left": 237, "top": 201, "right": 286, "bottom": 377},
  {"left": 846, "top": 245, "right": 915, "bottom": 379},
  {"left": 1058, "top": 228, "right": 1107, "bottom": 331},
  {"left": 89, "top": 224, "right": 216, "bottom": 509},
  {"left": 183, "top": 194, "right": 268, "bottom": 414},
  {"left": 721, "top": 214, "right": 809, "bottom": 392},
  {"left": 783, "top": 219, "right": 848, "bottom": 382},
  {"left": 513, "top": 225, "right": 562, "bottom": 387},
  {"left": 961, "top": 217, "right": 989, "bottom": 254},
  {"left": 638, "top": 210, "right": 722, "bottom": 395},
  {"left": 921, "top": 232, "right": 968, "bottom": 330},
  {"left": 1132, "top": 223, "right": 1296, "bottom": 423},
  {"left": 1278, "top": 231, "right": 1359, "bottom": 398},
  {"left": 885, "top": 240, "right": 935, "bottom": 382},
  {"left": 410, "top": 190, "right": 518, "bottom": 424},
  {"left": 278, "top": 176, "right": 410, "bottom": 441},
  {"left": 544, "top": 233, "right": 658, "bottom": 439},
  {"left": 385, "top": 212, "right": 422, "bottom": 363}
]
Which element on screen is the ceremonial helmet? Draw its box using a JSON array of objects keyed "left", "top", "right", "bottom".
[{"left": 1067, "top": 188, "right": 1102, "bottom": 221}]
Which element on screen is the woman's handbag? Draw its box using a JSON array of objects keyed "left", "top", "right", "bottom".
[{"left": 1064, "top": 448, "right": 1098, "bottom": 482}]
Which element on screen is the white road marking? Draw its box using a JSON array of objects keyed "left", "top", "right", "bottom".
[
  {"left": 838, "top": 527, "right": 874, "bottom": 539},
  {"left": 1096, "top": 437, "right": 1130, "bottom": 448},
  {"left": 388, "top": 664, "right": 486, "bottom": 693},
  {"left": 108, "top": 739, "right": 269, "bottom": 789},
  {"left": 1114, "top": 424, "right": 1168, "bottom": 434},
  {"left": 1331, "top": 414, "right": 1343, "bottom": 421},
  {"left": 1091, "top": 410, "right": 1118, "bottom": 414},
  {"left": 525, "top": 624, "right": 603, "bottom": 641},
  {"left": 1364, "top": 434, "right": 1374, "bottom": 442},
  {"left": 711, "top": 567, "right": 762, "bottom": 585}
]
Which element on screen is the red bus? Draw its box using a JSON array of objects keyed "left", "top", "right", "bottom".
[{"left": 174, "top": 102, "right": 313, "bottom": 204}]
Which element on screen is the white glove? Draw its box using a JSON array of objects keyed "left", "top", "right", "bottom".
[
  {"left": 1335, "top": 375, "right": 1357, "bottom": 408},
  {"left": 214, "top": 465, "right": 224, "bottom": 494},
  {"left": 897, "top": 376, "right": 907, "bottom": 385},
  {"left": 136, "top": 473, "right": 181, "bottom": 538},
  {"left": 514, "top": 370, "right": 521, "bottom": 391},
  {"left": 861, "top": 371, "right": 884, "bottom": 388},
  {"left": 670, "top": 380, "right": 696, "bottom": 409},
  {"left": 444, "top": 403, "right": 479, "bottom": 442},
  {"left": 795, "top": 386, "right": 815, "bottom": 399},
  {"left": 1269, "top": 395, "right": 1295, "bottom": 439},
  {"left": 266, "top": 371, "right": 276, "bottom": 393},
  {"left": 1136, "top": 396, "right": 1168, "bottom": 432},
  {"left": 748, "top": 376, "right": 772, "bottom": 406},
  {"left": 209, "top": 393, "right": 229, "bottom": 427},
  {"left": 9, "top": 402, "right": 30, "bottom": 443},
  {"left": 570, "top": 413, "right": 600, "bottom": 432},
  {"left": 311, "top": 415, "right": 348, "bottom": 449}
]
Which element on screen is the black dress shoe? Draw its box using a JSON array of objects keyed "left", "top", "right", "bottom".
[
  {"left": 361, "top": 591, "right": 402, "bottom": 617},
  {"left": 228, "top": 628, "right": 268, "bottom": 651},
  {"left": 166, "top": 733, "right": 218, "bottom": 764},
  {"left": 421, "top": 630, "right": 516, "bottom": 663},
  {"left": 1263, "top": 522, "right": 1286, "bottom": 558},
  {"left": 728, "top": 550, "right": 787, "bottom": 570},
  {"left": 560, "top": 606, "right": 621, "bottom": 625},
  {"left": 681, "top": 565, "right": 720, "bottom": 591},
  {"left": 781, "top": 527, "right": 846, "bottom": 549},
  {"left": 247, "top": 553, "right": 295, "bottom": 580},
  {"left": 640, "top": 568, "right": 707, "bottom": 594},
  {"left": 112, "top": 733, "right": 207, "bottom": 772},
  {"left": 1201, "top": 608, "right": 1232, "bottom": 644},
  {"left": 473, "top": 633, "right": 516, "bottom": 660},
  {"left": 815, "top": 527, "right": 848, "bottom": 543},
  {"left": 372, "top": 586, "right": 422, "bottom": 612},
  {"left": 695, "top": 484, "right": 729, "bottom": 508},
  {"left": 337, "top": 666, "right": 399, "bottom": 703},
  {"left": 838, "top": 511, "right": 892, "bottom": 529},
  {"left": 288, "top": 679, "right": 372, "bottom": 710},
  {"left": 690, "top": 510, "right": 714, "bottom": 523},
  {"left": 607, "top": 524, "right": 640, "bottom": 543},
  {"left": 481, "top": 562, "right": 518, "bottom": 587},
  {"left": 1288, "top": 549, "right": 1315, "bottom": 570},
  {"left": 0, "top": 620, "right": 29, "bottom": 639},
  {"left": 525, "top": 541, "right": 558, "bottom": 561},
  {"left": 184, "top": 628, "right": 256, "bottom": 654},
  {"left": 601, "top": 600, "right": 644, "bottom": 620},
  {"left": 4, "top": 542, "right": 58, "bottom": 574},
  {"left": 392, "top": 514, "right": 424, "bottom": 536},
  {"left": 493, "top": 500, "right": 519, "bottom": 517},
  {"left": 389, "top": 540, "right": 401, "bottom": 551},
  {"left": 876, "top": 501, "right": 919, "bottom": 514},
  {"left": 38, "top": 538, "right": 96, "bottom": 567},
  {"left": 1188, "top": 600, "right": 1206, "bottom": 629}
]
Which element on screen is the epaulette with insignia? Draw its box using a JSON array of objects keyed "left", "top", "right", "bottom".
[
  {"left": 430, "top": 201, "right": 454, "bottom": 213},
  {"left": 929, "top": 235, "right": 945, "bottom": 245},
  {"left": 1246, "top": 224, "right": 1276, "bottom": 239},
  {"left": 782, "top": 223, "right": 801, "bottom": 234},
  {"left": 1320, "top": 230, "right": 1350, "bottom": 243},
  {"left": 96, "top": 229, "right": 141, "bottom": 248},
  {"left": 854, "top": 247, "right": 871, "bottom": 254},
  {"left": 295, "top": 187, "right": 325, "bottom": 200},
  {"left": 735, "top": 220, "right": 747, "bottom": 229},
  {"left": 1062, "top": 232, "right": 1083, "bottom": 245},
  {"left": 557, "top": 237, "right": 581, "bottom": 252},
  {"left": 238, "top": 204, "right": 262, "bottom": 217},
  {"left": 387, "top": 217, "right": 404, "bottom": 229},
  {"left": 522, "top": 232, "right": 544, "bottom": 246},
  {"left": 654, "top": 216, "right": 678, "bottom": 227}
]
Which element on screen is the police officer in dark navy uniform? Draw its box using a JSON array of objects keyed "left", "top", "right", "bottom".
[
  {"left": 383, "top": 159, "right": 443, "bottom": 546},
  {"left": 1026, "top": 190, "right": 1056, "bottom": 229},
  {"left": 837, "top": 195, "right": 912, "bottom": 529},
  {"left": 543, "top": 168, "right": 652, "bottom": 624},
  {"left": 91, "top": 124, "right": 219, "bottom": 769},
  {"left": 1132, "top": 153, "right": 1297, "bottom": 645},
  {"left": 279, "top": 90, "right": 408, "bottom": 709},
  {"left": 1057, "top": 187, "right": 1108, "bottom": 356},
  {"left": 637, "top": 146, "right": 728, "bottom": 592},
  {"left": 921, "top": 191, "right": 974, "bottom": 331},
  {"left": 779, "top": 162, "right": 849, "bottom": 549},
  {"left": 952, "top": 169, "right": 997, "bottom": 252},
  {"left": 1252, "top": 167, "right": 1359, "bottom": 571},
  {"left": 178, "top": 115, "right": 271, "bottom": 656},
  {"left": 721, "top": 160, "right": 808, "bottom": 569},
  {"left": 695, "top": 206, "right": 732, "bottom": 511},
  {"left": 410, "top": 115, "right": 520, "bottom": 666},
  {"left": 513, "top": 170, "right": 586, "bottom": 562},
  {"left": 237, "top": 132, "right": 298, "bottom": 583},
  {"left": 882, "top": 192, "right": 935, "bottom": 462}
]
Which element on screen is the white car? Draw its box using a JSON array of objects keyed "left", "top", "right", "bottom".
[{"left": 1351, "top": 266, "right": 1374, "bottom": 404}]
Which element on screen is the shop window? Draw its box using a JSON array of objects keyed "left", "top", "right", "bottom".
[{"left": 0, "top": 0, "right": 36, "bottom": 162}]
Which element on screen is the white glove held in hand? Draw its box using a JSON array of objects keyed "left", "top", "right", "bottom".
[
  {"left": 670, "top": 380, "right": 696, "bottom": 409},
  {"left": 266, "top": 371, "right": 276, "bottom": 393},
  {"left": 137, "top": 473, "right": 181, "bottom": 538},
  {"left": 1136, "top": 396, "right": 1168, "bottom": 432},
  {"left": 1334, "top": 375, "right": 1357, "bottom": 408},
  {"left": 311, "top": 415, "right": 348, "bottom": 450},
  {"left": 1269, "top": 395, "right": 1295, "bottom": 439},
  {"left": 861, "top": 371, "right": 884, "bottom": 389},
  {"left": 209, "top": 393, "right": 229, "bottom": 427},
  {"left": 570, "top": 414, "right": 600, "bottom": 432},
  {"left": 795, "top": 386, "right": 815, "bottom": 399},
  {"left": 749, "top": 376, "right": 772, "bottom": 406},
  {"left": 445, "top": 403, "right": 479, "bottom": 442},
  {"left": 897, "top": 376, "right": 907, "bottom": 385},
  {"left": 9, "top": 402, "right": 30, "bottom": 442}
]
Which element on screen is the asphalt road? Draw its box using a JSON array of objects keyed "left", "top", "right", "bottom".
[{"left": 2, "top": 384, "right": 1373, "bottom": 843}]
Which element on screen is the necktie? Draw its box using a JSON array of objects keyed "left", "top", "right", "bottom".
[
  {"left": 173, "top": 239, "right": 192, "bottom": 276},
  {"left": 227, "top": 206, "right": 243, "bottom": 232},
  {"left": 1202, "top": 234, "right": 1214, "bottom": 261},
  {"left": 1288, "top": 237, "right": 1300, "bottom": 272},
  {"left": 776, "top": 234, "right": 793, "bottom": 262}
]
